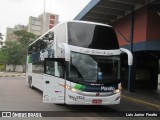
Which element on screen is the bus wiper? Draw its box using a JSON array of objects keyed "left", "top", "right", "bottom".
[{"left": 69, "top": 77, "right": 83, "bottom": 82}]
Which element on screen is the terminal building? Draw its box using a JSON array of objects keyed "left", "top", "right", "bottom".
[{"left": 75, "top": 0, "right": 160, "bottom": 91}]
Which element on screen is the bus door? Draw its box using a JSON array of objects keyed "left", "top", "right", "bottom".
[{"left": 43, "top": 58, "right": 66, "bottom": 104}]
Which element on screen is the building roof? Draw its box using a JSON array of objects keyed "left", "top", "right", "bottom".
[{"left": 75, "top": 0, "right": 159, "bottom": 24}]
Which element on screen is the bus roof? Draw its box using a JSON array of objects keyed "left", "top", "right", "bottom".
[{"left": 29, "top": 20, "right": 112, "bottom": 47}]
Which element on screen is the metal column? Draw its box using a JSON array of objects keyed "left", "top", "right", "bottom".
[{"left": 128, "top": 11, "right": 136, "bottom": 92}]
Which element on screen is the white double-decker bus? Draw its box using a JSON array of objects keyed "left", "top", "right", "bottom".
[{"left": 26, "top": 21, "right": 133, "bottom": 105}]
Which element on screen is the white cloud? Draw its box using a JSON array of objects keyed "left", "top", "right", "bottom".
[{"left": 0, "top": 0, "right": 90, "bottom": 39}]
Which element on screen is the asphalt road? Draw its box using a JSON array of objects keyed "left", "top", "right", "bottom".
[{"left": 0, "top": 77, "right": 159, "bottom": 120}]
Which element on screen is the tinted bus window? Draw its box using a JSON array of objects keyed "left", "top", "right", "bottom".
[
  {"left": 68, "top": 22, "right": 119, "bottom": 50},
  {"left": 28, "top": 30, "right": 55, "bottom": 74}
]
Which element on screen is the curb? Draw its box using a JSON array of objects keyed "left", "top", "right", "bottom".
[{"left": 0, "top": 75, "right": 26, "bottom": 77}]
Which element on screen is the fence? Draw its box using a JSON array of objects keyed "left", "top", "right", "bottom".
[{"left": 5, "top": 65, "right": 25, "bottom": 72}]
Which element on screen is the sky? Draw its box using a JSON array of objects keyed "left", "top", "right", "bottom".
[{"left": 0, "top": 0, "right": 91, "bottom": 40}]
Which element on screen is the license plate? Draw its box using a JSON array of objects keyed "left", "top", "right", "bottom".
[{"left": 92, "top": 99, "right": 102, "bottom": 104}]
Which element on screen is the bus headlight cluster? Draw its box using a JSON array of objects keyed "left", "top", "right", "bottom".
[
  {"left": 114, "top": 89, "right": 120, "bottom": 94},
  {"left": 59, "top": 83, "right": 78, "bottom": 93},
  {"left": 70, "top": 88, "right": 77, "bottom": 93},
  {"left": 65, "top": 85, "right": 71, "bottom": 90}
]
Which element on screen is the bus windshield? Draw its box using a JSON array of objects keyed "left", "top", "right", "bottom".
[{"left": 69, "top": 52, "right": 120, "bottom": 83}]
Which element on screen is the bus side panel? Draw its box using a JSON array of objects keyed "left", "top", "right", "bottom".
[
  {"left": 32, "top": 73, "right": 43, "bottom": 91},
  {"left": 28, "top": 63, "right": 32, "bottom": 73},
  {"left": 26, "top": 55, "right": 32, "bottom": 83},
  {"left": 43, "top": 75, "right": 65, "bottom": 104},
  {"left": 27, "top": 63, "right": 32, "bottom": 79}
]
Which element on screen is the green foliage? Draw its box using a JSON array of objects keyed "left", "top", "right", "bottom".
[
  {"left": 0, "top": 41, "right": 20, "bottom": 65},
  {"left": 0, "top": 30, "right": 37, "bottom": 66},
  {"left": 14, "top": 30, "right": 36, "bottom": 46},
  {"left": 0, "top": 32, "right": 3, "bottom": 40},
  {"left": 0, "top": 64, "right": 5, "bottom": 71}
]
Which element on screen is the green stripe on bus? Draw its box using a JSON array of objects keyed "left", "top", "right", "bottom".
[{"left": 74, "top": 84, "right": 86, "bottom": 91}]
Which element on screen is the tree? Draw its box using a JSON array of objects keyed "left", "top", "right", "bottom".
[
  {"left": 0, "top": 41, "right": 26, "bottom": 71},
  {"left": 0, "top": 41, "right": 20, "bottom": 63},
  {"left": 0, "top": 46, "right": 8, "bottom": 64},
  {"left": 0, "top": 30, "right": 37, "bottom": 72},
  {"left": 14, "top": 30, "right": 36, "bottom": 46},
  {"left": 13, "top": 30, "right": 36, "bottom": 66},
  {"left": 0, "top": 32, "right": 4, "bottom": 45},
  {"left": 0, "top": 33, "right": 3, "bottom": 40}
]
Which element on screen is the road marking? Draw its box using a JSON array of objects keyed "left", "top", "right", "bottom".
[{"left": 122, "top": 95, "right": 160, "bottom": 109}]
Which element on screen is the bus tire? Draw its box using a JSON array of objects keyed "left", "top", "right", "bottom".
[
  {"left": 28, "top": 76, "right": 34, "bottom": 89},
  {"left": 55, "top": 103, "right": 66, "bottom": 106}
]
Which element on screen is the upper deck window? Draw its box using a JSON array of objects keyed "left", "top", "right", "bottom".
[{"left": 68, "top": 22, "right": 119, "bottom": 50}]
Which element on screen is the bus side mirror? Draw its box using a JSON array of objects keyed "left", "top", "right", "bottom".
[{"left": 120, "top": 48, "right": 133, "bottom": 66}]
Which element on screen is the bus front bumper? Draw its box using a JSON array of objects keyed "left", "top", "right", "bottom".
[{"left": 65, "top": 90, "right": 121, "bottom": 105}]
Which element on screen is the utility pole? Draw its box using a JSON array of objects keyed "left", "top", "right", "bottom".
[
  {"left": 43, "top": 0, "right": 46, "bottom": 13},
  {"left": 128, "top": 11, "right": 136, "bottom": 92}
]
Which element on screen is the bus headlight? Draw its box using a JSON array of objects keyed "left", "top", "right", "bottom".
[
  {"left": 59, "top": 83, "right": 78, "bottom": 93},
  {"left": 65, "top": 85, "right": 71, "bottom": 90},
  {"left": 71, "top": 88, "right": 77, "bottom": 93},
  {"left": 114, "top": 89, "right": 120, "bottom": 94}
]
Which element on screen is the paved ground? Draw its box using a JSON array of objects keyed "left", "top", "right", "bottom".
[
  {"left": 0, "top": 77, "right": 159, "bottom": 120},
  {"left": 1, "top": 71, "right": 158, "bottom": 105},
  {"left": 121, "top": 89, "right": 160, "bottom": 109}
]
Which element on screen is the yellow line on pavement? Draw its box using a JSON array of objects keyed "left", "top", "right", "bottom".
[{"left": 122, "top": 95, "right": 160, "bottom": 109}]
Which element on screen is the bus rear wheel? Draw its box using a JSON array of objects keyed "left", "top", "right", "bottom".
[{"left": 28, "top": 76, "right": 34, "bottom": 89}]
